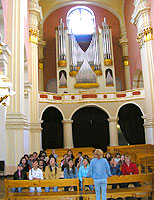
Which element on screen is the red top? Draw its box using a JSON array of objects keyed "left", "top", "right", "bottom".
[{"left": 121, "top": 162, "right": 139, "bottom": 175}]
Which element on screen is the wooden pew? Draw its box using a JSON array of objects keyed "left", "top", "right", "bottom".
[
  {"left": 82, "top": 173, "right": 154, "bottom": 199},
  {"left": 5, "top": 178, "right": 80, "bottom": 200},
  {"left": 5, "top": 173, "right": 154, "bottom": 200},
  {"left": 26, "top": 171, "right": 64, "bottom": 179}
]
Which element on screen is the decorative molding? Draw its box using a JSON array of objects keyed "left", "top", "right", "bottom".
[
  {"left": 62, "top": 119, "right": 73, "bottom": 124},
  {"left": 38, "top": 88, "right": 145, "bottom": 104},
  {"left": 5, "top": 112, "right": 29, "bottom": 129}
]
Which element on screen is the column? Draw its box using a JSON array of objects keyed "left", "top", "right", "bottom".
[
  {"left": 119, "top": 26, "right": 131, "bottom": 90},
  {"left": 131, "top": 0, "right": 154, "bottom": 144},
  {"left": 108, "top": 117, "right": 119, "bottom": 146},
  {"left": 5, "top": 0, "right": 29, "bottom": 174},
  {"left": 29, "top": 0, "right": 43, "bottom": 153},
  {"left": 62, "top": 119, "right": 74, "bottom": 148},
  {"left": 38, "top": 24, "right": 46, "bottom": 91}
]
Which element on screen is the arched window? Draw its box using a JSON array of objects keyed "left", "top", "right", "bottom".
[{"left": 67, "top": 6, "right": 95, "bottom": 35}]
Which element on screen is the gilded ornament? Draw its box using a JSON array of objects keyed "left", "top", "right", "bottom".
[
  {"left": 137, "top": 27, "right": 153, "bottom": 48},
  {"left": 95, "top": 70, "right": 102, "bottom": 76},
  {"left": 74, "top": 83, "right": 99, "bottom": 88},
  {"left": 69, "top": 71, "right": 77, "bottom": 77},
  {"left": 0, "top": 43, "right": 3, "bottom": 54},
  {"left": 104, "top": 59, "right": 112, "bottom": 66},
  {"left": 58, "top": 60, "right": 67, "bottom": 67},
  {"left": 123, "top": 56, "right": 129, "bottom": 66},
  {"left": 29, "top": 28, "right": 39, "bottom": 44}
]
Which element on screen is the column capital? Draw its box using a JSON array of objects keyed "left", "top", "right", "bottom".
[
  {"left": 108, "top": 117, "right": 119, "bottom": 122},
  {"left": 62, "top": 119, "right": 73, "bottom": 124},
  {"left": 143, "top": 117, "right": 154, "bottom": 128}
]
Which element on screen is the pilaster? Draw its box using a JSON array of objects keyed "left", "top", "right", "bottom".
[
  {"left": 131, "top": 0, "right": 154, "bottom": 144},
  {"left": 29, "top": 0, "right": 43, "bottom": 152}
]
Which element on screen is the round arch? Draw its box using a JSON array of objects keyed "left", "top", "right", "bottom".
[
  {"left": 70, "top": 103, "right": 111, "bottom": 120},
  {"left": 40, "top": 105, "right": 65, "bottom": 121},
  {"left": 42, "top": 1, "right": 123, "bottom": 27},
  {"left": 115, "top": 101, "right": 145, "bottom": 119},
  {"left": 71, "top": 105, "right": 110, "bottom": 151},
  {"left": 41, "top": 106, "right": 64, "bottom": 150},
  {"left": 118, "top": 103, "right": 145, "bottom": 145}
]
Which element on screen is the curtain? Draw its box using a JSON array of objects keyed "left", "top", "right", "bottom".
[
  {"left": 41, "top": 107, "right": 63, "bottom": 150},
  {"left": 118, "top": 104, "right": 145, "bottom": 145},
  {"left": 72, "top": 107, "right": 109, "bottom": 152}
]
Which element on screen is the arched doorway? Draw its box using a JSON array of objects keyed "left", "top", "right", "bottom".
[
  {"left": 72, "top": 106, "right": 109, "bottom": 152},
  {"left": 41, "top": 107, "right": 63, "bottom": 150},
  {"left": 118, "top": 103, "right": 145, "bottom": 145}
]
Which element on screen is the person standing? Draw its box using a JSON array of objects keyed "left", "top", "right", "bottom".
[{"left": 87, "top": 149, "right": 111, "bottom": 200}]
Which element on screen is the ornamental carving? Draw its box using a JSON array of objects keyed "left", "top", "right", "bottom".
[
  {"left": 29, "top": 28, "right": 39, "bottom": 44},
  {"left": 137, "top": 27, "right": 153, "bottom": 48}
]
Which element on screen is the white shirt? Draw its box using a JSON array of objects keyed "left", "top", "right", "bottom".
[
  {"left": 29, "top": 168, "right": 44, "bottom": 180},
  {"left": 114, "top": 158, "right": 121, "bottom": 163}
]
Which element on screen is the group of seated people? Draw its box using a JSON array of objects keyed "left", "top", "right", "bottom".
[{"left": 11, "top": 149, "right": 141, "bottom": 193}]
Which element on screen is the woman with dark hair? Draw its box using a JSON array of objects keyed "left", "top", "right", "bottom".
[
  {"left": 20, "top": 157, "right": 29, "bottom": 172},
  {"left": 61, "top": 155, "right": 69, "bottom": 171},
  {"left": 45, "top": 157, "right": 60, "bottom": 192},
  {"left": 105, "top": 152, "right": 111, "bottom": 163},
  {"left": 64, "top": 158, "right": 78, "bottom": 191},
  {"left": 87, "top": 149, "right": 111, "bottom": 200},
  {"left": 67, "top": 149, "right": 74, "bottom": 160}
]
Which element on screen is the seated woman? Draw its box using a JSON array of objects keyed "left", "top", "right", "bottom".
[
  {"left": 20, "top": 157, "right": 29, "bottom": 172},
  {"left": 121, "top": 155, "right": 141, "bottom": 188},
  {"left": 61, "top": 155, "right": 69, "bottom": 171},
  {"left": 38, "top": 159, "right": 46, "bottom": 172},
  {"left": 11, "top": 164, "right": 27, "bottom": 193},
  {"left": 29, "top": 160, "right": 44, "bottom": 192},
  {"left": 118, "top": 154, "right": 125, "bottom": 167},
  {"left": 108, "top": 157, "right": 122, "bottom": 189},
  {"left": 64, "top": 158, "right": 78, "bottom": 191},
  {"left": 45, "top": 157, "right": 60, "bottom": 192},
  {"left": 67, "top": 149, "right": 74, "bottom": 160},
  {"left": 78, "top": 157, "right": 93, "bottom": 191}
]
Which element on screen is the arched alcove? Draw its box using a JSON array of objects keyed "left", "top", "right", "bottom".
[
  {"left": 72, "top": 106, "right": 109, "bottom": 152},
  {"left": 132, "top": 69, "right": 144, "bottom": 89},
  {"left": 118, "top": 103, "right": 145, "bottom": 145},
  {"left": 41, "top": 107, "right": 63, "bottom": 150}
]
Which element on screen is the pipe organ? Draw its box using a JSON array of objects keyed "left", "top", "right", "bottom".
[{"left": 56, "top": 18, "right": 116, "bottom": 93}]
